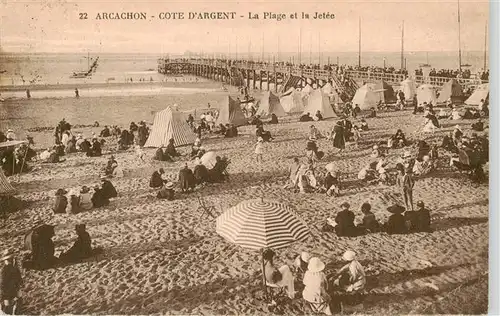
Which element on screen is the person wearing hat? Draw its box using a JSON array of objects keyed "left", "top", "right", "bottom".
[
  {"left": 270, "top": 113, "right": 279, "bottom": 124},
  {"left": 165, "top": 138, "right": 180, "bottom": 158},
  {"left": 333, "top": 250, "right": 366, "bottom": 293},
  {"left": 178, "top": 163, "right": 196, "bottom": 193},
  {"left": 262, "top": 248, "right": 295, "bottom": 300},
  {"left": 59, "top": 224, "right": 93, "bottom": 263},
  {"left": 357, "top": 202, "right": 380, "bottom": 233},
  {"left": 91, "top": 183, "right": 110, "bottom": 208},
  {"left": 137, "top": 121, "right": 149, "bottom": 147},
  {"left": 66, "top": 189, "right": 81, "bottom": 215},
  {"left": 53, "top": 188, "right": 69, "bottom": 214},
  {"left": 324, "top": 170, "right": 340, "bottom": 197},
  {"left": 331, "top": 121, "right": 345, "bottom": 152},
  {"left": 100, "top": 176, "right": 117, "bottom": 199},
  {"left": 334, "top": 202, "right": 359, "bottom": 237},
  {"left": 384, "top": 204, "right": 408, "bottom": 235},
  {"left": 302, "top": 257, "right": 332, "bottom": 315},
  {"left": 370, "top": 145, "right": 381, "bottom": 158},
  {"left": 396, "top": 164, "right": 415, "bottom": 212},
  {"left": 157, "top": 182, "right": 175, "bottom": 200},
  {"left": 193, "top": 159, "right": 209, "bottom": 185},
  {"left": 314, "top": 110, "right": 323, "bottom": 122},
  {"left": 87, "top": 138, "right": 102, "bottom": 157},
  {"left": 293, "top": 252, "right": 311, "bottom": 274},
  {"left": 255, "top": 137, "right": 265, "bottom": 163},
  {"left": 5, "top": 129, "right": 16, "bottom": 141},
  {"left": 78, "top": 186, "right": 93, "bottom": 211},
  {"left": 0, "top": 249, "right": 22, "bottom": 314}
]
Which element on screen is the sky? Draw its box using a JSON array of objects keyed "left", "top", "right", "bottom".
[{"left": 0, "top": 0, "right": 489, "bottom": 54}]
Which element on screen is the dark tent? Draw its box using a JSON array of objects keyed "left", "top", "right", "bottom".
[
  {"left": 437, "top": 79, "right": 463, "bottom": 104},
  {"left": 374, "top": 80, "right": 396, "bottom": 103}
]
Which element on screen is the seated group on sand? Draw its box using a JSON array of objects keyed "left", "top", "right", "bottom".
[
  {"left": 263, "top": 247, "right": 366, "bottom": 314},
  {"left": 322, "top": 201, "right": 431, "bottom": 237},
  {"left": 22, "top": 223, "right": 101, "bottom": 270},
  {"left": 53, "top": 176, "right": 118, "bottom": 214}
]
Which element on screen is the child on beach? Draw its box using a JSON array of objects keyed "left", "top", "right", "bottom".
[
  {"left": 396, "top": 165, "right": 415, "bottom": 211},
  {"left": 352, "top": 126, "right": 361, "bottom": 148},
  {"left": 255, "top": 137, "right": 264, "bottom": 162}
]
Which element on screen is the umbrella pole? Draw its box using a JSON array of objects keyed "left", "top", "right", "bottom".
[
  {"left": 261, "top": 249, "right": 268, "bottom": 301},
  {"left": 19, "top": 144, "right": 30, "bottom": 176}
]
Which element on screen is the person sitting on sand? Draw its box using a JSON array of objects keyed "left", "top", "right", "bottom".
[
  {"left": 251, "top": 115, "right": 263, "bottom": 126},
  {"left": 86, "top": 138, "right": 102, "bottom": 157},
  {"left": 215, "top": 123, "right": 227, "bottom": 136},
  {"left": 357, "top": 202, "right": 380, "bottom": 233},
  {"left": 324, "top": 170, "right": 340, "bottom": 197},
  {"left": 357, "top": 162, "right": 378, "bottom": 184},
  {"left": 104, "top": 156, "right": 118, "bottom": 176},
  {"left": 450, "top": 107, "right": 461, "bottom": 120},
  {"left": 306, "top": 137, "right": 324, "bottom": 161},
  {"left": 150, "top": 168, "right": 167, "bottom": 188},
  {"left": 53, "top": 188, "right": 68, "bottom": 214},
  {"left": 178, "top": 163, "right": 195, "bottom": 193},
  {"left": 360, "top": 119, "right": 368, "bottom": 131},
  {"left": 471, "top": 119, "right": 484, "bottom": 132},
  {"left": 54, "top": 141, "right": 65, "bottom": 157},
  {"left": 100, "top": 126, "right": 111, "bottom": 138},
  {"left": 165, "top": 138, "right": 180, "bottom": 157},
  {"left": 300, "top": 112, "right": 313, "bottom": 122},
  {"left": 302, "top": 257, "right": 333, "bottom": 315},
  {"left": 270, "top": 113, "right": 279, "bottom": 124},
  {"left": 384, "top": 204, "right": 407, "bottom": 235},
  {"left": 59, "top": 224, "right": 93, "bottom": 263},
  {"left": 283, "top": 158, "right": 301, "bottom": 189},
  {"left": 314, "top": 110, "right": 323, "bottom": 121},
  {"left": 190, "top": 138, "right": 203, "bottom": 158},
  {"left": 137, "top": 122, "right": 149, "bottom": 147},
  {"left": 256, "top": 125, "right": 273, "bottom": 142},
  {"left": 294, "top": 251, "right": 311, "bottom": 274},
  {"left": 157, "top": 182, "right": 175, "bottom": 200},
  {"left": 61, "top": 131, "right": 71, "bottom": 147},
  {"left": 66, "top": 189, "right": 81, "bottom": 215},
  {"left": 367, "top": 107, "right": 377, "bottom": 118},
  {"left": 309, "top": 125, "right": 323, "bottom": 139},
  {"left": 412, "top": 155, "right": 433, "bottom": 176},
  {"left": 78, "top": 137, "right": 91, "bottom": 153},
  {"left": 334, "top": 202, "right": 359, "bottom": 237},
  {"left": 91, "top": 184, "right": 109, "bottom": 208},
  {"left": 262, "top": 248, "right": 296, "bottom": 301},
  {"left": 296, "top": 162, "right": 318, "bottom": 193},
  {"left": 229, "top": 124, "right": 238, "bottom": 137},
  {"left": 332, "top": 250, "right": 366, "bottom": 293},
  {"left": 370, "top": 145, "right": 382, "bottom": 158},
  {"left": 100, "top": 176, "right": 118, "bottom": 199},
  {"left": 117, "top": 130, "right": 132, "bottom": 150},
  {"left": 156, "top": 145, "right": 173, "bottom": 162},
  {"left": 390, "top": 129, "right": 407, "bottom": 148},
  {"left": 78, "top": 186, "right": 93, "bottom": 211},
  {"left": 193, "top": 159, "right": 209, "bottom": 185},
  {"left": 208, "top": 156, "right": 230, "bottom": 183},
  {"left": 186, "top": 114, "right": 195, "bottom": 128}
]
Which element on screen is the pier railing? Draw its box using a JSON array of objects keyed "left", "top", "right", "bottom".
[{"left": 158, "top": 58, "right": 487, "bottom": 89}]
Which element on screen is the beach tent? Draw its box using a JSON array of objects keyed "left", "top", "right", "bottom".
[
  {"left": 351, "top": 84, "right": 380, "bottom": 110},
  {"left": 215, "top": 96, "right": 247, "bottom": 126},
  {"left": 280, "top": 88, "right": 305, "bottom": 114},
  {"left": 374, "top": 80, "right": 396, "bottom": 103},
  {"left": 0, "top": 171, "right": 16, "bottom": 197},
  {"left": 255, "top": 91, "right": 286, "bottom": 117},
  {"left": 401, "top": 78, "right": 417, "bottom": 100},
  {"left": 416, "top": 84, "right": 437, "bottom": 106},
  {"left": 465, "top": 83, "right": 489, "bottom": 106},
  {"left": 302, "top": 88, "right": 337, "bottom": 119},
  {"left": 437, "top": 79, "right": 463, "bottom": 104},
  {"left": 144, "top": 106, "right": 197, "bottom": 148}
]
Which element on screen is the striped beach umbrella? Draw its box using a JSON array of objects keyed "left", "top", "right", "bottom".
[{"left": 216, "top": 199, "right": 310, "bottom": 250}]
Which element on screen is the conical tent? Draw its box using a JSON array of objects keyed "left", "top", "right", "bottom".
[
  {"left": 255, "top": 91, "right": 286, "bottom": 117},
  {"left": 437, "top": 79, "right": 463, "bottom": 103},
  {"left": 401, "top": 78, "right": 416, "bottom": 100},
  {"left": 302, "top": 88, "right": 337, "bottom": 118},
  {"left": 0, "top": 171, "right": 16, "bottom": 197},
  {"left": 374, "top": 80, "right": 396, "bottom": 103},
  {"left": 215, "top": 96, "right": 247, "bottom": 126},
  {"left": 280, "top": 88, "right": 305, "bottom": 113},
  {"left": 322, "top": 82, "right": 334, "bottom": 95},
  {"left": 465, "top": 83, "right": 489, "bottom": 105},
  {"left": 351, "top": 84, "right": 380, "bottom": 110},
  {"left": 144, "top": 106, "right": 197, "bottom": 147},
  {"left": 416, "top": 84, "right": 437, "bottom": 106}
]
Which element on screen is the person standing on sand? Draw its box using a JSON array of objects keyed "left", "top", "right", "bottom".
[
  {"left": 26, "top": 89, "right": 31, "bottom": 99},
  {"left": 255, "top": 137, "right": 264, "bottom": 163},
  {"left": 0, "top": 249, "right": 22, "bottom": 315},
  {"left": 74, "top": 88, "right": 79, "bottom": 98},
  {"left": 397, "top": 166, "right": 415, "bottom": 211},
  {"left": 331, "top": 121, "right": 345, "bottom": 152}
]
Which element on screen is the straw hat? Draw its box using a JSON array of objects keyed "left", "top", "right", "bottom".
[
  {"left": 454, "top": 125, "right": 460, "bottom": 130},
  {"left": 165, "top": 182, "right": 174, "bottom": 190},
  {"left": 55, "top": 188, "right": 68, "bottom": 196},
  {"left": 343, "top": 250, "right": 356, "bottom": 261},
  {"left": 307, "top": 257, "right": 325, "bottom": 272},
  {"left": 257, "top": 137, "right": 264, "bottom": 142},
  {"left": 387, "top": 204, "right": 405, "bottom": 214},
  {"left": 7, "top": 129, "right": 13, "bottom": 133},
  {"left": 340, "top": 202, "right": 350, "bottom": 209},
  {"left": 417, "top": 201, "right": 424, "bottom": 207},
  {"left": 1, "top": 249, "right": 14, "bottom": 261},
  {"left": 301, "top": 252, "right": 311, "bottom": 262},
  {"left": 373, "top": 145, "right": 379, "bottom": 150},
  {"left": 309, "top": 136, "right": 317, "bottom": 141}
]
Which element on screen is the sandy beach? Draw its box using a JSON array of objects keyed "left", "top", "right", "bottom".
[{"left": 0, "top": 86, "right": 489, "bottom": 314}]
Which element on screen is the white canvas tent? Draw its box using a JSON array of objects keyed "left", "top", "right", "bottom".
[
  {"left": 322, "top": 82, "right": 334, "bottom": 95},
  {"left": 401, "top": 78, "right": 416, "bottom": 100},
  {"left": 465, "top": 83, "right": 489, "bottom": 106},
  {"left": 280, "top": 88, "right": 305, "bottom": 114},
  {"left": 351, "top": 84, "right": 380, "bottom": 110},
  {"left": 255, "top": 91, "right": 286, "bottom": 117},
  {"left": 416, "top": 84, "right": 437, "bottom": 106},
  {"left": 144, "top": 106, "right": 197, "bottom": 147},
  {"left": 302, "top": 89, "right": 337, "bottom": 119}
]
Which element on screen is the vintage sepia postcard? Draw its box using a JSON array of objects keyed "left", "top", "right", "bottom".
[{"left": 0, "top": 0, "right": 494, "bottom": 314}]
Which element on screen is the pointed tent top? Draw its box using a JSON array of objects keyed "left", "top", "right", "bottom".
[
  {"left": 256, "top": 91, "right": 286, "bottom": 118},
  {"left": 215, "top": 96, "right": 247, "bottom": 126},
  {"left": 144, "top": 106, "right": 196, "bottom": 148},
  {"left": 302, "top": 89, "right": 337, "bottom": 119}
]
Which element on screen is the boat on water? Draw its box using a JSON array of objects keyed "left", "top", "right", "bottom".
[{"left": 70, "top": 54, "right": 99, "bottom": 78}]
